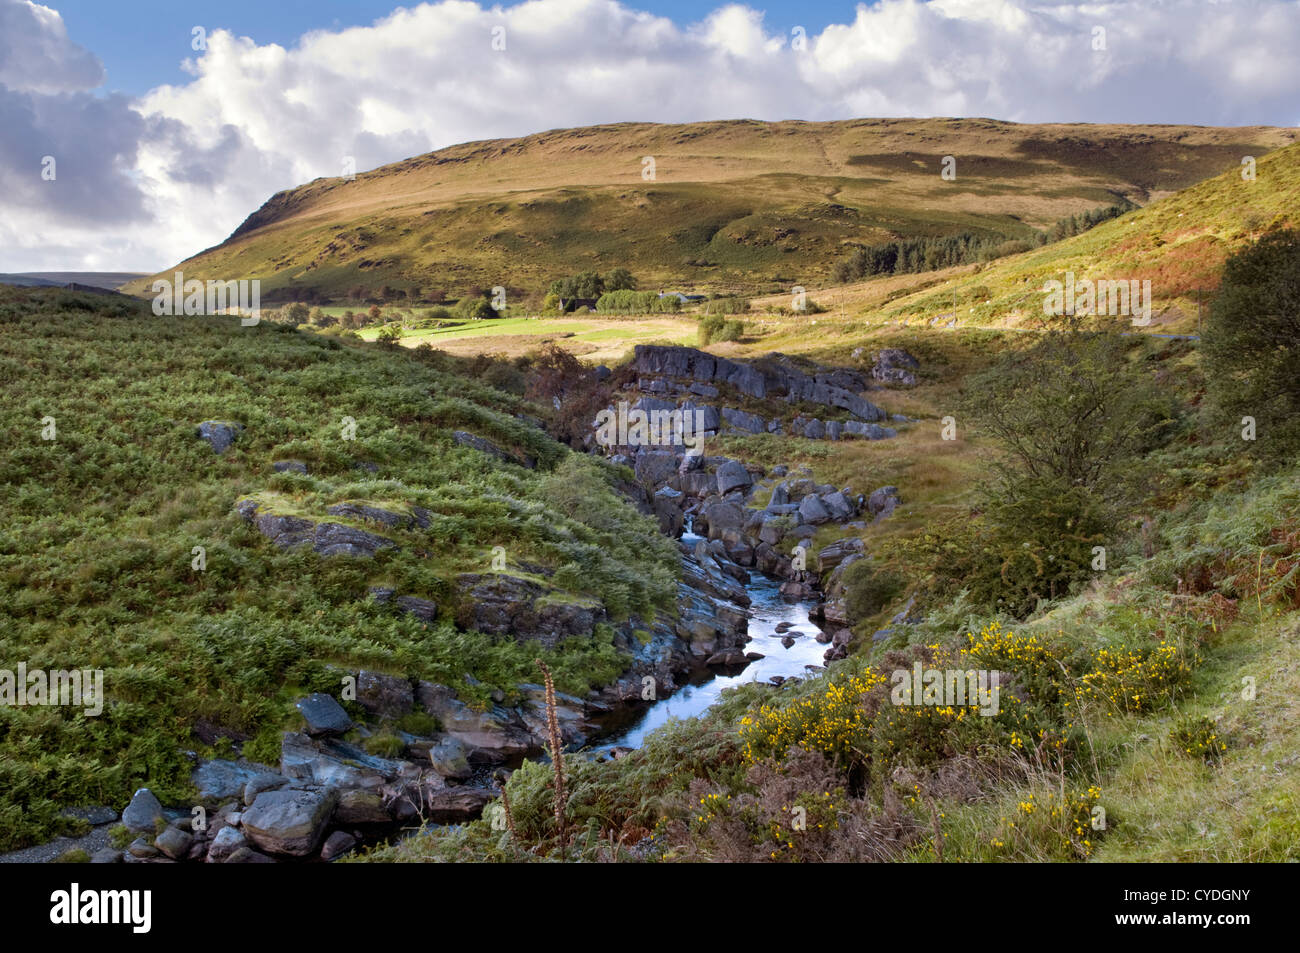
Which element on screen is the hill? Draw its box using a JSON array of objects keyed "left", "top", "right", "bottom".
[
  {"left": 0, "top": 285, "right": 683, "bottom": 850},
  {"left": 124, "top": 118, "right": 1296, "bottom": 305},
  {"left": 760, "top": 140, "right": 1300, "bottom": 335}
]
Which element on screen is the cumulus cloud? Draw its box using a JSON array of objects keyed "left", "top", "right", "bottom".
[{"left": 1, "top": 0, "right": 1298, "bottom": 271}]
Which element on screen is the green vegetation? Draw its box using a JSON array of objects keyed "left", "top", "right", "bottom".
[
  {"left": 1202, "top": 229, "right": 1300, "bottom": 460},
  {"left": 698, "top": 314, "right": 744, "bottom": 345},
  {"left": 595, "top": 289, "right": 681, "bottom": 314},
  {"left": 0, "top": 285, "right": 678, "bottom": 851}
]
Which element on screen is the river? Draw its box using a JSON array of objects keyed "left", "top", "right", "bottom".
[{"left": 591, "top": 529, "right": 826, "bottom": 750}]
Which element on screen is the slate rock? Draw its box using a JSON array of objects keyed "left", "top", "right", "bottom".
[
  {"left": 242, "top": 788, "right": 339, "bottom": 856},
  {"left": 295, "top": 693, "right": 353, "bottom": 737}
]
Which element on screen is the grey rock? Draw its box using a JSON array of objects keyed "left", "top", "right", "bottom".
[
  {"left": 871, "top": 348, "right": 919, "bottom": 386},
  {"left": 225, "top": 846, "right": 276, "bottom": 863},
  {"left": 335, "top": 789, "right": 391, "bottom": 825},
  {"left": 797, "top": 495, "right": 832, "bottom": 525},
  {"left": 206, "top": 826, "right": 247, "bottom": 863},
  {"left": 721, "top": 407, "right": 766, "bottom": 434},
  {"left": 357, "top": 671, "right": 415, "bottom": 718},
  {"left": 426, "top": 737, "right": 473, "bottom": 780},
  {"left": 295, "top": 693, "right": 353, "bottom": 737},
  {"left": 122, "top": 788, "right": 164, "bottom": 834},
  {"left": 715, "top": 460, "right": 753, "bottom": 495},
  {"left": 867, "top": 486, "right": 902, "bottom": 520},
  {"left": 155, "top": 825, "right": 193, "bottom": 860},
  {"left": 321, "top": 830, "right": 357, "bottom": 861},
  {"left": 196, "top": 420, "right": 242, "bottom": 453},
  {"left": 242, "top": 788, "right": 339, "bottom": 856},
  {"left": 192, "top": 759, "right": 278, "bottom": 804},
  {"left": 272, "top": 460, "right": 308, "bottom": 473},
  {"left": 128, "top": 837, "right": 159, "bottom": 859},
  {"left": 243, "top": 772, "right": 288, "bottom": 806},
  {"left": 394, "top": 595, "right": 438, "bottom": 623},
  {"left": 90, "top": 848, "right": 123, "bottom": 864}
]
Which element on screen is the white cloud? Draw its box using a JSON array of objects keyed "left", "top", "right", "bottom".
[{"left": 1, "top": 0, "right": 1298, "bottom": 271}]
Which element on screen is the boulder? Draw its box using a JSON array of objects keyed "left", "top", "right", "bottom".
[
  {"left": 155, "top": 825, "right": 193, "bottom": 860},
  {"left": 715, "top": 460, "right": 753, "bottom": 495},
  {"left": 225, "top": 846, "right": 276, "bottom": 864},
  {"left": 280, "top": 732, "right": 406, "bottom": 790},
  {"left": 192, "top": 759, "right": 278, "bottom": 804},
  {"left": 721, "top": 407, "right": 766, "bottom": 434},
  {"left": 357, "top": 671, "right": 415, "bottom": 719},
  {"left": 295, "top": 693, "right": 353, "bottom": 737},
  {"left": 426, "top": 737, "right": 473, "bottom": 780},
  {"left": 321, "top": 831, "right": 358, "bottom": 861},
  {"left": 122, "top": 788, "right": 164, "bottom": 834},
  {"left": 334, "top": 789, "right": 391, "bottom": 825},
  {"left": 821, "top": 491, "right": 856, "bottom": 521},
  {"left": 196, "top": 420, "right": 242, "bottom": 453},
  {"left": 394, "top": 595, "right": 438, "bottom": 623},
  {"left": 817, "top": 537, "right": 865, "bottom": 572},
  {"left": 797, "top": 495, "right": 832, "bottom": 525},
  {"left": 242, "top": 788, "right": 339, "bottom": 856},
  {"left": 243, "top": 773, "right": 289, "bottom": 806},
  {"left": 635, "top": 451, "right": 679, "bottom": 487},
  {"left": 272, "top": 460, "right": 308, "bottom": 474},
  {"left": 871, "top": 348, "right": 920, "bottom": 386},
  {"left": 867, "top": 486, "right": 902, "bottom": 521},
  {"left": 325, "top": 501, "right": 412, "bottom": 529}
]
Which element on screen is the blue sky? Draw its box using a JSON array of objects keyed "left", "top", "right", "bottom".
[{"left": 54, "top": 0, "right": 851, "bottom": 96}]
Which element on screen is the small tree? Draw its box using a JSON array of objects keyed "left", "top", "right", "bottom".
[
  {"left": 284, "top": 302, "right": 310, "bottom": 325},
  {"left": 604, "top": 268, "right": 636, "bottom": 292}
]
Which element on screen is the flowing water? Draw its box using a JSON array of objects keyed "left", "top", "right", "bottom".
[{"left": 593, "top": 530, "right": 825, "bottom": 750}]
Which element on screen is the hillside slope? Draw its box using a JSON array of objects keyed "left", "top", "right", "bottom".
[
  {"left": 0, "top": 286, "right": 682, "bottom": 850},
  {"left": 126, "top": 119, "right": 1295, "bottom": 304},
  {"left": 773, "top": 140, "right": 1300, "bottom": 334}
]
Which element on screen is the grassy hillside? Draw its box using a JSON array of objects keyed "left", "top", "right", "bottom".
[
  {"left": 767, "top": 141, "right": 1300, "bottom": 335},
  {"left": 125, "top": 118, "right": 1295, "bottom": 304},
  {"left": 0, "top": 285, "right": 678, "bottom": 850}
]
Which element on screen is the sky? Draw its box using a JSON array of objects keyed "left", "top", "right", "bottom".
[{"left": 2, "top": 0, "right": 1299, "bottom": 273}]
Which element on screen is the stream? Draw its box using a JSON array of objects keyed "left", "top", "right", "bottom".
[{"left": 591, "top": 528, "right": 826, "bottom": 751}]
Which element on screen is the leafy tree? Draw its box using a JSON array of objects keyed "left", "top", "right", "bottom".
[
  {"left": 604, "top": 268, "right": 637, "bottom": 292},
  {"left": 963, "top": 330, "right": 1174, "bottom": 496},
  {"left": 284, "top": 302, "right": 310, "bottom": 324},
  {"left": 1202, "top": 229, "right": 1300, "bottom": 460},
  {"left": 946, "top": 330, "right": 1178, "bottom": 615},
  {"left": 549, "top": 271, "right": 605, "bottom": 304}
]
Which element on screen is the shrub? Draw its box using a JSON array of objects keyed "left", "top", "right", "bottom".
[
  {"left": 1170, "top": 716, "right": 1226, "bottom": 764},
  {"left": 699, "top": 315, "right": 744, "bottom": 345},
  {"left": 1202, "top": 229, "right": 1300, "bottom": 461},
  {"left": 842, "top": 560, "right": 903, "bottom": 621}
]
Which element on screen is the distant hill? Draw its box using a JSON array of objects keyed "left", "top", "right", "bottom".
[
  {"left": 125, "top": 118, "right": 1296, "bottom": 305},
  {"left": 0, "top": 272, "right": 148, "bottom": 291}
]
